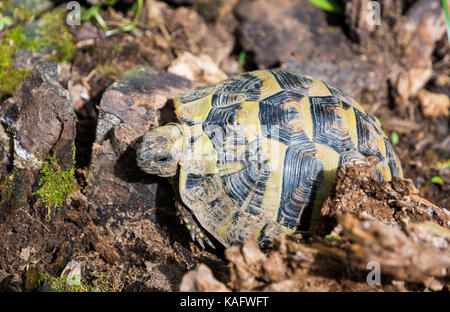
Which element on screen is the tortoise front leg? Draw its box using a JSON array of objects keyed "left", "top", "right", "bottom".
[{"left": 175, "top": 200, "right": 216, "bottom": 249}]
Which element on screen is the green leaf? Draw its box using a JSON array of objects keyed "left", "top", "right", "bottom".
[
  {"left": 133, "top": 0, "right": 143, "bottom": 24},
  {"left": 390, "top": 131, "right": 399, "bottom": 145},
  {"left": 0, "top": 14, "right": 13, "bottom": 31},
  {"left": 325, "top": 233, "right": 341, "bottom": 242},
  {"left": 94, "top": 13, "right": 108, "bottom": 31},
  {"left": 238, "top": 51, "right": 246, "bottom": 72},
  {"left": 3, "top": 16, "right": 13, "bottom": 26},
  {"left": 307, "top": 0, "right": 344, "bottom": 14},
  {"left": 81, "top": 6, "right": 99, "bottom": 21},
  {"left": 121, "top": 23, "right": 136, "bottom": 32},
  {"left": 443, "top": 0, "right": 450, "bottom": 45},
  {"left": 430, "top": 176, "right": 444, "bottom": 186}
]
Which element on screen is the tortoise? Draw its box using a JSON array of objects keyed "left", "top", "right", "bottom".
[{"left": 136, "top": 70, "right": 403, "bottom": 248}]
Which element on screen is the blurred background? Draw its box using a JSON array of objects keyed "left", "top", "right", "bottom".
[{"left": 0, "top": 0, "right": 448, "bottom": 292}]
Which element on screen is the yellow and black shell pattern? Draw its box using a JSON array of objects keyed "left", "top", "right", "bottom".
[{"left": 174, "top": 70, "right": 403, "bottom": 246}]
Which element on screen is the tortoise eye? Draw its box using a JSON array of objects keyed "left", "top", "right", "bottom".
[{"left": 155, "top": 154, "right": 171, "bottom": 163}]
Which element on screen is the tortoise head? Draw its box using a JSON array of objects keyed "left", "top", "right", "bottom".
[{"left": 137, "top": 123, "right": 183, "bottom": 177}]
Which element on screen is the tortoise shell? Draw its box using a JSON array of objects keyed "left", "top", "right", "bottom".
[{"left": 173, "top": 70, "right": 403, "bottom": 246}]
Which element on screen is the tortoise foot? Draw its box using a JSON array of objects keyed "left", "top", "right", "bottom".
[{"left": 175, "top": 201, "right": 216, "bottom": 250}]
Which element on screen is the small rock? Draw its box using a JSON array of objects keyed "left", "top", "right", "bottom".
[
  {"left": 168, "top": 52, "right": 228, "bottom": 84},
  {"left": 225, "top": 238, "right": 266, "bottom": 291},
  {"left": 423, "top": 276, "right": 444, "bottom": 291},
  {"left": 19, "top": 247, "right": 34, "bottom": 262},
  {"left": 416, "top": 89, "right": 449, "bottom": 118},
  {"left": 391, "top": 280, "right": 407, "bottom": 292},
  {"left": 68, "top": 82, "right": 90, "bottom": 111},
  {"left": 179, "top": 264, "right": 230, "bottom": 292},
  {"left": 73, "top": 22, "right": 106, "bottom": 43},
  {"left": 391, "top": 68, "right": 433, "bottom": 104}
]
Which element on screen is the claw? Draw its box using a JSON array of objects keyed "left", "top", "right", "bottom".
[
  {"left": 196, "top": 236, "right": 205, "bottom": 249},
  {"left": 205, "top": 237, "right": 216, "bottom": 249},
  {"left": 189, "top": 229, "right": 196, "bottom": 242},
  {"left": 176, "top": 201, "right": 216, "bottom": 249}
]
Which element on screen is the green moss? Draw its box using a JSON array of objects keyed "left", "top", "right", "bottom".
[
  {"left": 38, "top": 272, "right": 94, "bottom": 292},
  {"left": 34, "top": 154, "right": 77, "bottom": 218},
  {"left": 38, "top": 9, "right": 76, "bottom": 62},
  {"left": 0, "top": 26, "right": 32, "bottom": 99},
  {"left": 0, "top": 8, "right": 75, "bottom": 100},
  {"left": 25, "top": 268, "right": 41, "bottom": 291},
  {"left": 325, "top": 233, "right": 341, "bottom": 242}
]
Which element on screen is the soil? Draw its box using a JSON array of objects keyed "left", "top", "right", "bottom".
[{"left": 0, "top": 0, "right": 448, "bottom": 292}]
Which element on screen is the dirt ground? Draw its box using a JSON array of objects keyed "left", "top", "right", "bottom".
[{"left": 0, "top": 0, "right": 448, "bottom": 292}]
